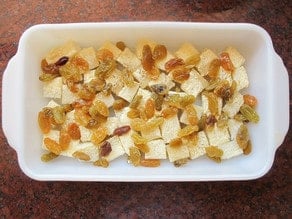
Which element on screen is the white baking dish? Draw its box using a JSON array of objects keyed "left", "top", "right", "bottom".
[{"left": 2, "top": 22, "right": 289, "bottom": 181}]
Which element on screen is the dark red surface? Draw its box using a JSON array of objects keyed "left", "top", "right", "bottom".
[{"left": 0, "top": 0, "right": 291, "bottom": 218}]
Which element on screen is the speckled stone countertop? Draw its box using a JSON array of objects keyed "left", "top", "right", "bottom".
[{"left": 0, "top": 0, "right": 291, "bottom": 218}]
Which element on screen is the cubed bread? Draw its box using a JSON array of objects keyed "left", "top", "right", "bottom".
[
  {"left": 118, "top": 130, "right": 135, "bottom": 155},
  {"left": 181, "top": 70, "right": 209, "bottom": 97},
  {"left": 223, "top": 92, "right": 244, "bottom": 118},
  {"left": 224, "top": 46, "right": 245, "bottom": 68},
  {"left": 175, "top": 42, "right": 200, "bottom": 61},
  {"left": 145, "top": 139, "right": 167, "bottom": 159},
  {"left": 61, "top": 85, "right": 79, "bottom": 104},
  {"left": 166, "top": 144, "right": 189, "bottom": 162},
  {"left": 104, "top": 136, "right": 125, "bottom": 162},
  {"left": 98, "top": 41, "right": 122, "bottom": 60},
  {"left": 205, "top": 124, "right": 230, "bottom": 146},
  {"left": 76, "top": 47, "right": 99, "bottom": 70},
  {"left": 118, "top": 82, "right": 140, "bottom": 102},
  {"left": 117, "top": 48, "right": 141, "bottom": 72},
  {"left": 188, "top": 131, "right": 209, "bottom": 159},
  {"left": 105, "top": 68, "right": 124, "bottom": 95},
  {"left": 43, "top": 77, "right": 62, "bottom": 99},
  {"left": 160, "top": 115, "right": 181, "bottom": 143},
  {"left": 197, "top": 49, "right": 218, "bottom": 76},
  {"left": 219, "top": 140, "right": 243, "bottom": 159},
  {"left": 233, "top": 66, "right": 249, "bottom": 91}
]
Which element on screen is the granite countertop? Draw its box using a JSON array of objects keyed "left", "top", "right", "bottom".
[{"left": 0, "top": 0, "right": 291, "bottom": 218}]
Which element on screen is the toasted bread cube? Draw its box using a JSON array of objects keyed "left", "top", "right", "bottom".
[
  {"left": 43, "top": 77, "right": 62, "bottom": 99},
  {"left": 132, "top": 67, "right": 150, "bottom": 88},
  {"left": 104, "top": 136, "right": 125, "bottom": 162},
  {"left": 46, "top": 100, "right": 60, "bottom": 108},
  {"left": 160, "top": 115, "right": 181, "bottom": 143},
  {"left": 166, "top": 144, "right": 189, "bottom": 162},
  {"left": 233, "top": 66, "right": 249, "bottom": 91},
  {"left": 114, "top": 107, "right": 131, "bottom": 125},
  {"left": 224, "top": 46, "right": 245, "bottom": 68},
  {"left": 106, "top": 68, "right": 124, "bottom": 95},
  {"left": 79, "top": 126, "right": 92, "bottom": 142},
  {"left": 42, "top": 130, "right": 60, "bottom": 150},
  {"left": 84, "top": 70, "right": 96, "bottom": 83},
  {"left": 180, "top": 105, "right": 203, "bottom": 125},
  {"left": 175, "top": 42, "right": 200, "bottom": 61},
  {"left": 119, "top": 130, "right": 135, "bottom": 155},
  {"left": 74, "top": 142, "right": 99, "bottom": 162},
  {"left": 188, "top": 131, "right": 209, "bottom": 159},
  {"left": 218, "top": 67, "right": 233, "bottom": 85},
  {"left": 61, "top": 85, "right": 79, "bottom": 104},
  {"left": 197, "top": 49, "right": 218, "bottom": 76},
  {"left": 181, "top": 70, "right": 208, "bottom": 97},
  {"left": 105, "top": 117, "right": 119, "bottom": 135},
  {"left": 117, "top": 48, "right": 141, "bottom": 72},
  {"left": 205, "top": 124, "right": 230, "bottom": 146},
  {"left": 219, "top": 140, "right": 243, "bottom": 159},
  {"left": 228, "top": 119, "right": 243, "bottom": 140},
  {"left": 141, "top": 126, "right": 161, "bottom": 141},
  {"left": 202, "top": 93, "right": 223, "bottom": 116},
  {"left": 45, "top": 41, "right": 81, "bottom": 64},
  {"left": 145, "top": 139, "right": 167, "bottom": 159},
  {"left": 63, "top": 110, "right": 75, "bottom": 126},
  {"left": 223, "top": 92, "right": 244, "bottom": 118},
  {"left": 99, "top": 41, "right": 122, "bottom": 60},
  {"left": 136, "top": 39, "right": 157, "bottom": 59},
  {"left": 135, "top": 88, "right": 152, "bottom": 108},
  {"left": 118, "top": 82, "right": 140, "bottom": 102},
  {"left": 94, "top": 93, "right": 115, "bottom": 108},
  {"left": 76, "top": 47, "right": 98, "bottom": 70},
  {"left": 148, "top": 73, "right": 175, "bottom": 90},
  {"left": 156, "top": 51, "right": 175, "bottom": 71}
]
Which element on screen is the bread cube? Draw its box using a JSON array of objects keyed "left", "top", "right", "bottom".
[
  {"left": 83, "top": 70, "right": 96, "bottom": 83},
  {"left": 64, "top": 110, "right": 75, "bottom": 126},
  {"left": 106, "top": 68, "right": 124, "bottom": 95},
  {"left": 219, "top": 140, "right": 243, "bottom": 159},
  {"left": 135, "top": 88, "right": 152, "bottom": 108},
  {"left": 94, "top": 93, "right": 115, "bottom": 108},
  {"left": 224, "top": 46, "right": 245, "bottom": 68},
  {"left": 79, "top": 126, "right": 92, "bottom": 142},
  {"left": 73, "top": 142, "right": 99, "bottom": 162},
  {"left": 228, "top": 119, "right": 243, "bottom": 140},
  {"left": 148, "top": 73, "right": 175, "bottom": 91},
  {"left": 223, "top": 92, "right": 244, "bottom": 118},
  {"left": 202, "top": 92, "right": 223, "bottom": 116},
  {"left": 117, "top": 48, "right": 141, "bottom": 72},
  {"left": 104, "top": 136, "right": 125, "bottom": 162},
  {"left": 180, "top": 105, "right": 203, "bottom": 125},
  {"left": 166, "top": 144, "right": 189, "bottom": 162},
  {"left": 197, "top": 49, "right": 218, "bottom": 76},
  {"left": 136, "top": 39, "right": 157, "bottom": 59},
  {"left": 145, "top": 139, "right": 167, "bottom": 159},
  {"left": 114, "top": 107, "right": 131, "bottom": 126},
  {"left": 205, "top": 124, "right": 230, "bottom": 146},
  {"left": 77, "top": 47, "right": 98, "bottom": 70},
  {"left": 61, "top": 85, "right": 79, "bottom": 104},
  {"left": 181, "top": 70, "right": 208, "bottom": 97},
  {"left": 43, "top": 77, "right": 62, "bottom": 99},
  {"left": 132, "top": 67, "right": 150, "bottom": 88},
  {"left": 118, "top": 130, "right": 135, "bottom": 155},
  {"left": 233, "top": 66, "right": 249, "bottom": 91},
  {"left": 188, "top": 131, "right": 209, "bottom": 159},
  {"left": 105, "top": 117, "right": 119, "bottom": 135},
  {"left": 45, "top": 40, "right": 81, "bottom": 64},
  {"left": 175, "top": 42, "right": 200, "bottom": 61},
  {"left": 218, "top": 67, "right": 233, "bottom": 85},
  {"left": 160, "top": 115, "right": 181, "bottom": 143},
  {"left": 98, "top": 41, "right": 122, "bottom": 60},
  {"left": 46, "top": 100, "right": 60, "bottom": 108},
  {"left": 141, "top": 126, "right": 161, "bottom": 141},
  {"left": 118, "top": 82, "right": 140, "bottom": 102},
  {"left": 156, "top": 51, "right": 175, "bottom": 71}
]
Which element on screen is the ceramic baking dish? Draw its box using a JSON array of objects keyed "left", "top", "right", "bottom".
[{"left": 2, "top": 22, "right": 289, "bottom": 181}]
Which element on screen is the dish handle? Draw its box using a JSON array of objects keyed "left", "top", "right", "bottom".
[
  {"left": 2, "top": 55, "right": 21, "bottom": 152},
  {"left": 272, "top": 52, "right": 290, "bottom": 149}
]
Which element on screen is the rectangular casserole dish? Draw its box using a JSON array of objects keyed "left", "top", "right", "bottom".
[{"left": 2, "top": 22, "right": 289, "bottom": 181}]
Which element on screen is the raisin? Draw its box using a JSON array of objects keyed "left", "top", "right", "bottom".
[
  {"left": 236, "top": 124, "right": 249, "bottom": 149},
  {"left": 95, "top": 58, "right": 116, "bottom": 80},
  {"left": 55, "top": 56, "right": 69, "bottom": 66},
  {"left": 205, "top": 146, "right": 223, "bottom": 162},
  {"left": 39, "top": 73, "right": 58, "bottom": 82},
  {"left": 150, "top": 84, "right": 168, "bottom": 96},
  {"left": 41, "top": 152, "right": 59, "bottom": 162},
  {"left": 89, "top": 100, "right": 109, "bottom": 118},
  {"left": 116, "top": 41, "right": 126, "bottom": 51},
  {"left": 169, "top": 138, "right": 183, "bottom": 148},
  {"left": 171, "top": 66, "right": 190, "bottom": 83},
  {"left": 43, "top": 138, "right": 62, "bottom": 155},
  {"left": 185, "top": 54, "right": 200, "bottom": 66},
  {"left": 94, "top": 158, "right": 109, "bottom": 168},
  {"left": 153, "top": 44, "right": 167, "bottom": 61},
  {"left": 130, "top": 95, "right": 143, "bottom": 109},
  {"left": 240, "top": 104, "right": 260, "bottom": 123},
  {"left": 204, "top": 92, "right": 218, "bottom": 115},
  {"left": 140, "top": 159, "right": 160, "bottom": 167},
  {"left": 141, "top": 44, "right": 155, "bottom": 71},
  {"left": 165, "top": 58, "right": 185, "bottom": 72},
  {"left": 127, "top": 109, "right": 141, "bottom": 119},
  {"left": 145, "top": 117, "right": 164, "bottom": 130},
  {"left": 100, "top": 141, "right": 112, "bottom": 157},
  {"left": 113, "top": 99, "right": 128, "bottom": 111},
  {"left": 96, "top": 49, "right": 114, "bottom": 61},
  {"left": 184, "top": 132, "right": 198, "bottom": 146},
  {"left": 91, "top": 127, "right": 108, "bottom": 145},
  {"left": 52, "top": 106, "right": 66, "bottom": 125},
  {"left": 41, "top": 59, "right": 59, "bottom": 75},
  {"left": 67, "top": 123, "right": 81, "bottom": 140},
  {"left": 73, "top": 151, "right": 90, "bottom": 161},
  {"left": 243, "top": 140, "right": 252, "bottom": 155},
  {"left": 135, "top": 144, "right": 150, "bottom": 153},
  {"left": 206, "top": 59, "right": 220, "bottom": 81},
  {"left": 147, "top": 67, "right": 160, "bottom": 80},
  {"left": 185, "top": 104, "right": 198, "bottom": 126},
  {"left": 161, "top": 107, "right": 178, "bottom": 119},
  {"left": 122, "top": 68, "right": 135, "bottom": 87},
  {"left": 131, "top": 132, "right": 147, "bottom": 145},
  {"left": 38, "top": 111, "right": 51, "bottom": 134},
  {"left": 152, "top": 93, "right": 164, "bottom": 111},
  {"left": 243, "top": 94, "right": 257, "bottom": 108},
  {"left": 74, "top": 107, "right": 91, "bottom": 126},
  {"left": 77, "top": 86, "right": 96, "bottom": 100},
  {"left": 205, "top": 115, "right": 217, "bottom": 127},
  {"left": 174, "top": 158, "right": 189, "bottom": 167},
  {"left": 145, "top": 98, "right": 155, "bottom": 119},
  {"left": 220, "top": 52, "right": 235, "bottom": 72},
  {"left": 129, "top": 147, "right": 141, "bottom": 166},
  {"left": 59, "top": 129, "right": 71, "bottom": 150},
  {"left": 178, "top": 125, "right": 198, "bottom": 138},
  {"left": 214, "top": 80, "right": 233, "bottom": 101},
  {"left": 113, "top": 126, "right": 131, "bottom": 136},
  {"left": 130, "top": 118, "right": 146, "bottom": 132}
]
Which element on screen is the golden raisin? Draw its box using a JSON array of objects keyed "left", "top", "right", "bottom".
[
  {"left": 214, "top": 80, "right": 233, "bottom": 101},
  {"left": 122, "top": 68, "right": 135, "bottom": 87},
  {"left": 139, "top": 109, "right": 148, "bottom": 121},
  {"left": 141, "top": 44, "right": 155, "bottom": 71},
  {"left": 41, "top": 59, "right": 59, "bottom": 75},
  {"left": 52, "top": 106, "right": 66, "bottom": 125},
  {"left": 67, "top": 123, "right": 81, "bottom": 140},
  {"left": 174, "top": 158, "right": 189, "bottom": 167},
  {"left": 94, "top": 158, "right": 109, "bottom": 168},
  {"left": 129, "top": 147, "right": 141, "bottom": 166},
  {"left": 91, "top": 127, "right": 108, "bottom": 145},
  {"left": 116, "top": 41, "right": 126, "bottom": 51},
  {"left": 185, "top": 54, "right": 200, "bottom": 66},
  {"left": 131, "top": 132, "right": 148, "bottom": 145},
  {"left": 153, "top": 44, "right": 167, "bottom": 61},
  {"left": 113, "top": 99, "right": 128, "bottom": 111},
  {"left": 178, "top": 125, "right": 198, "bottom": 138},
  {"left": 185, "top": 104, "right": 198, "bottom": 126},
  {"left": 59, "top": 129, "right": 71, "bottom": 150},
  {"left": 171, "top": 66, "right": 190, "bottom": 83},
  {"left": 165, "top": 58, "right": 185, "bottom": 72},
  {"left": 169, "top": 138, "right": 183, "bottom": 148},
  {"left": 43, "top": 138, "right": 63, "bottom": 155},
  {"left": 205, "top": 146, "right": 223, "bottom": 162},
  {"left": 184, "top": 132, "right": 199, "bottom": 146},
  {"left": 38, "top": 111, "right": 51, "bottom": 134},
  {"left": 140, "top": 159, "right": 161, "bottom": 167},
  {"left": 41, "top": 152, "right": 59, "bottom": 162},
  {"left": 145, "top": 98, "right": 155, "bottom": 119},
  {"left": 130, "top": 118, "right": 146, "bottom": 132},
  {"left": 96, "top": 49, "right": 114, "bottom": 61},
  {"left": 204, "top": 92, "right": 218, "bottom": 115},
  {"left": 74, "top": 107, "right": 91, "bottom": 126},
  {"left": 206, "top": 59, "right": 220, "bottom": 81},
  {"left": 220, "top": 52, "right": 235, "bottom": 72},
  {"left": 147, "top": 67, "right": 160, "bottom": 80},
  {"left": 127, "top": 109, "right": 141, "bottom": 119},
  {"left": 243, "top": 94, "right": 258, "bottom": 108},
  {"left": 73, "top": 151, "right": 90, "bottom": 161},
  {"left": 236, "top": 124, "right": 249, "bottom": 149},
  {"left": 77, "top": 86, "right": 96, "bottom": 101},
  {"left": 161, "top": 107, "right": 178, "bottom": 119},
  {"left": 135, "top": 144, "right": 150, "bottom": 153},
  {"left": 145, "top": 117, "right": 164, "bottom": 130},
  {"left": 89, "top": 100, "right": 109, "bottom": 117},
  {"left": 130, "top": 95, "right": 143, "bottom": 109},
  {"left": 243, "top": 140, "right": 252, "bottom": 155}
]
